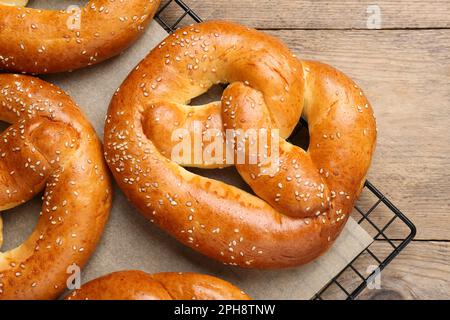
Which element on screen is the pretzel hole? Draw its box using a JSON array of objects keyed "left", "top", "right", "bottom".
[
  {"left": 287, "top": 118, "right": 310, "bottom": 151},
  {"left": 0, "top": 198, "right": 40, "bottom": 252},
  {"left": 187, "top": 166, "right": 255, "bottom": 196},
  {"left": 189, "top": 84, "right": 224, "bottom": 106},
  {"left": 0, "top": 120, "right": 7, "bottom": 133},
  {"left": 0, "top": 118, "right": 40, "bottom": 251}
]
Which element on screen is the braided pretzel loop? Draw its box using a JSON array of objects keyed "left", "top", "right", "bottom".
[
  {"left": 0, "top": 0, "right": 161, "bottom": 73},
  {"left": 104, "top": 21, "right": 377, "bottom": 269},
  {"left": 0, "top": 74, "right": 111, "bottom": 299},
  {"left": 66, "top": 270, "right": 250, "bottom": 300}
]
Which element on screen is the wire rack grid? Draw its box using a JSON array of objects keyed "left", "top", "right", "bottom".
[{"left": 153, "top": 0, "right": 417, "bottom": 300}]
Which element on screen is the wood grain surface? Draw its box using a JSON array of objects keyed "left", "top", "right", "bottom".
[
  {"left": 177, "top": 0, "right": 450, "bottom": 299},
  {"left": 320, "top": 241, "right": 450, "bottom": 300},
  {"left": 163, "top": 0, "right": 450, "bottom": 29}
]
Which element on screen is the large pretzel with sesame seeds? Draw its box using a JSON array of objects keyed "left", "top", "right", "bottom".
[
  {"left": 104, "top": 21, "right": 377, "bottom": 269},
  {"left": 65, "top": 270, "right": 250, "bottom": 300},
  {"left": 0, "top": 74, "right": 111, "bottom": 299},
  {"left": 0, "top": 0, "right": 160, "bottom": 74}
]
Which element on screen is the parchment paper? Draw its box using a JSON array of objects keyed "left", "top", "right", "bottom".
[{"left": 1, "top": 1, "right": 373, "bottom": 299}]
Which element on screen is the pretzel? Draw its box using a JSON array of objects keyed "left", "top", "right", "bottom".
[
  {"left": 65, "top": 270, "right": 250, "bottom": 300},
  {"left": 104, "top": 21, "right": 377, "bottom": 269},
  {"left": 0, "top": 74, "right": 112, "bottom": 299},
  {"left": 0, "top": 0, "right": 161, "bottom": 74}
]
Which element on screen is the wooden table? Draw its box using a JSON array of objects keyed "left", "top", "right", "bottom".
[{"left": 165, "top": 0, "right": 450, "bottom": 299}]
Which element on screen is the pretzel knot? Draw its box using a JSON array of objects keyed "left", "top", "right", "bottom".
[
  {"left": 104, "top": 21, "right": 377, "bottom": 269},
  {"left": 0, "top": 74, "right": 111, "bottom": 299}
]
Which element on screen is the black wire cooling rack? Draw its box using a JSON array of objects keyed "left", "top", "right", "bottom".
[{"left": 154, "top": 0, "right": 417, "bottom": 300}]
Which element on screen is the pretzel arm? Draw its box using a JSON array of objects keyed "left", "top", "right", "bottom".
[
  {"left": 0, "top": 74, "right": 111, "bottom": 300},
  {"left": 0, "top": 0, "right": 161, "bottom": 73},
  {"left": 66, "top": 271, "right": 250, "bottom": 300}
]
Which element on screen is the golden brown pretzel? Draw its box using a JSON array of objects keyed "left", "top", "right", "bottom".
[
  {"left": 65, "top": 270, "right": 250, "bottom": 300},
  {"left": 104, "top": 21, "right": 377, "bottom": 269},
  {"left": 0, "top": 74, "right": 112, "bottom": 299},
  {"left": 0, "top": 0, "right": 161, "bottom": 74}
]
